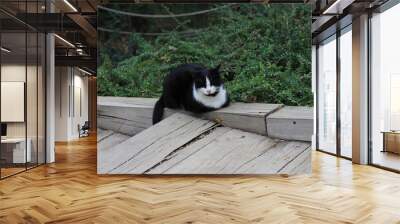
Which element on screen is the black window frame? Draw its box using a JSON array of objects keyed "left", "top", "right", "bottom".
[
  {"left": 314, "top": 16, "right": 353, "bottom": 161},
  {"left": 0, "top": 0, "right": 48, "bottom": 180}
]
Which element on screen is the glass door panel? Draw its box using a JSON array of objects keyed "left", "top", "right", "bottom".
[
  {"left": 339, "top": 26, "right": 352, "bottom": 158},
  {"left": 27, "top": 31, "right": 38, "bottom": 169},
  {"left": 1, "top": 31, "right": 28, "bottom": 177},
  {"left": 0, "top": 1, "right": 46, "bottom": 179},
  {"left": 370, "top": 4, "right": 400, "bottom": 171},
  {"left": 318, "top": 35, "right": 337, "bottom": 154}
]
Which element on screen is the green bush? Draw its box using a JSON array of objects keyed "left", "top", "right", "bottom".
[{"left": 98, "top": 4, "right": 312, "bottom": 106}]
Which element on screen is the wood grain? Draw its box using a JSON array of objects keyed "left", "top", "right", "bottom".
[
  {"left": 97, "top": 129, "right": 114, "bottom": 142},
  {"left": 234, "top": 141, "right": 310, "bottom": 174},
  {"left": 146, "top": 127, "right": 232, "bottom": 174},
  {"left": 266, "top": 106, "right": 313, "bottom": 141},
  {"left": 278, "top": 146, "right": 312, "bottom": 175},
  {"left": 162, "top": 128, "right": 280, "bottom": 174},
  {"left": 98, "top": 113, "right": 217, "bottom": 174},
  {"left": 97, "top": 130, "right": 130, "bottom": 174},
  {"left": 97, "top": 97, "right": 311, "bottom": 140},
  {"left": 203, "top": 102, "right": 283, "bottom": 135},
  {"left": 98, "top": 113, "right": 311, "bottom": 175}
]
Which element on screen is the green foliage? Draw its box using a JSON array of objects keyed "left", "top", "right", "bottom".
[{"left": 98, "top": 4, "right": 312, "bottom": 106}]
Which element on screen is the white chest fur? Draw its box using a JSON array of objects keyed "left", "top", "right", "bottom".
[{"left": 192, "top": 84, "right": 227, "bottom": 109}]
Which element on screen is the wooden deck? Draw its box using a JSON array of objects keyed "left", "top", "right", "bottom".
[
  {"left": 98, "top": 112, "right": 311, "bottom": 175},
  {"left": 97, "top": 97, "right": 314, "bottom": 141}
]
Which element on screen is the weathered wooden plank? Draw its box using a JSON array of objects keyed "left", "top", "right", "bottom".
[
  {"left": 98, "top": 96, "right": 157, "bottom": 107},
  {"left": 97, "top": 129, "right": 114, "bottom": 142},
  {"left": 97, "top": 98, "right": 155, "bottom": 136},
  {"left": 97, "top": 97, "right": 176, "bottom": 136},
  {"left": 203, "top": 103, "right": 282, "bottom": 135},
  {"left": 210, "top": 102, "right": 283, "bottom": 117},
  {"left": 162, "top": 129, "right": 281, "bottom": 174},
  {"left": 97, "top": 132, "right": 130, "bottom": 173},
  {"left": 98, "top": 112, "right": 311, "bottom": 175},
  {"left": 97, "top": 113, "right": 148, "bottom": 137},
  {"left": 266, "top": 106, "right": 313, "bottom": 141},
  {"left": 98, "top": 96, "right": 284, "bottom": 137},
  {"left": 146, "top": 127, "right": 233, "bottom": 174},
  {"left": 278, "top": 147, "right": 311, "bottom": 175},
  {"left": 97, "top": 133, "right": 130, "bottom": 150},
  {"left": 98, "top": 113, "right": 217, "bottom": 174},
  {"left": 234, "top": 141, "right": 310, "bottom": 174}
]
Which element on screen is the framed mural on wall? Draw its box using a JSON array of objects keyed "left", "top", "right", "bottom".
[{"left": 96, "top": 3, "right": 313, "bottom": 175}]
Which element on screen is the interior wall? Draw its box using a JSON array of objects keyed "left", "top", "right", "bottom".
[
  {"left": 1, "top": 64, "right": 30, "bottom": 138},
  {"left": 55, "top": 66, "right": 89, "bottom": 141},
  {"left": 1, "top": 63, "right": 45, "bottom": 166},
  {"left": 55, "top": 66, "right": 69, "bottom": 141},
  {"left": 71, "top": 72, "right": 89, "bottom": 138}
]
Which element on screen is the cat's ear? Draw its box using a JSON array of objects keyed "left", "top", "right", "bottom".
[
  {"left": 224, "top": 71, "right": 235, "bottom": 81},
  {"left": 209, "top": 64, "right": 221, "bottom": 75},
  {"left": 214, "top": 64, "right": 221, "bottom": 72}
]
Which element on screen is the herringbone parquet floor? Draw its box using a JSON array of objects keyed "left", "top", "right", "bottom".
[{"left": 1, "top": 134, "right": 400, "bottom": 224}]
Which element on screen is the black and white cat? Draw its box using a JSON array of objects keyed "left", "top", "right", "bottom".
[{"left": 152, "top": 63, "right": 229, "bottom": 124}]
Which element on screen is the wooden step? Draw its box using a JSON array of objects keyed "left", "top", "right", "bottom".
[
  {"left": 266, "top": 106, "right": 313, "bottom": 141},
  {"left": 98, "top": 113, "right": 311, "bottom": 175},
  {"left": 98, "top": 96, "right": 313, "bottom": 141}
]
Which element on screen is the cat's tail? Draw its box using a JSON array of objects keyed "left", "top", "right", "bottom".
[{"left": 152, "top": 97, "right": 165, "bottom": 124}]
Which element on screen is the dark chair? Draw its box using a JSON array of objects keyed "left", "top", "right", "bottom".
[{"left": 79, "top": 121, "right": 90, "bottom": 138}]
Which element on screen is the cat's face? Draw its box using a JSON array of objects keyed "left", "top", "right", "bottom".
[{"left": 193, "top": 65, "right": 223, "bottom": 97}]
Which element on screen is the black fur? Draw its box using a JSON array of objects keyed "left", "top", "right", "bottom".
[
  {"left": 152, "top": 96, "right": 165, "bottom": 124},
  {"left": 152, "top": 63, "right": 229, "bottom": 124}
]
